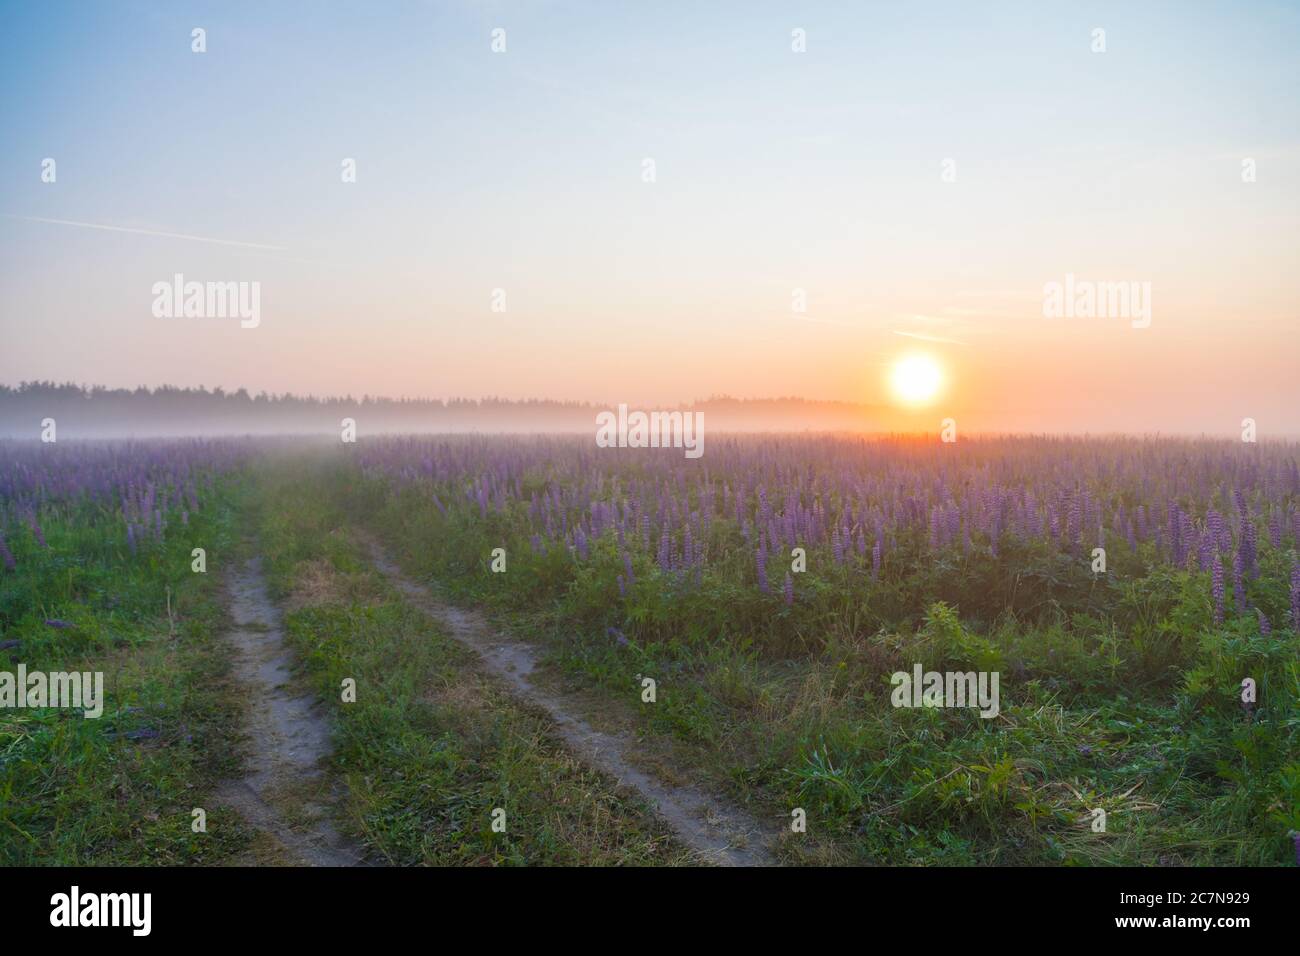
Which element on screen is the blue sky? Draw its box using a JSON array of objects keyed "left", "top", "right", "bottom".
[{"left": 2, "top": 1, "right": 1297, "bottom": 432}]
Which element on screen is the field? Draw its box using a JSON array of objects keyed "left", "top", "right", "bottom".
[{"left": 2, "top": 435, "right": 1297, "bottom": 866}]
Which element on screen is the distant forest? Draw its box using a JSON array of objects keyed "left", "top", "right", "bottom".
[{"left": 0, "top": 382, "right": 888, "bottom": 437}]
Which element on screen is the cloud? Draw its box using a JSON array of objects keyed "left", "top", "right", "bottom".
[
  {"left": 3, "top": 215, "right": 287, "bottom": 251},
  {"left": 892, "top": 329, "right": 968, "bottom": 346}
]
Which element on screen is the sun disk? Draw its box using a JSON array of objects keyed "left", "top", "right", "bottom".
[{"left": 889, "top": 354, "right": 944, "bottom": 406}]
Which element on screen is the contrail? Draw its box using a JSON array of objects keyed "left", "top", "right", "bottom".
[{"left": 2, "top": 214, "right": 287, "bottom": 251}]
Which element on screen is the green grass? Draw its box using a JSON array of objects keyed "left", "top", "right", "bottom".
[
  {"left": 6, "top": 446, "right": 1294, "bottom": 867},
  {"left": 253, "top": 458, "right": 694, "bottom": 865},
  {"left": 337, "top": 459, "right": 1300, "bottom": 866},
  {"left": 0, "top": 479, "right": 253, "bottom": 865}
]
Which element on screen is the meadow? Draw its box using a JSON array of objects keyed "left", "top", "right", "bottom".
[{"left": 1, "top": 434, "right": 1297, "bottom": 865}]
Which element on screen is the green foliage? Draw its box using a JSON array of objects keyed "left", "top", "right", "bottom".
[
  {"left": 253, "top": 459, "right": 691, "bottom": 865},
  {"left": 345, "top": 456, "right": 1299, "bottom": 866},
  {"left": 0, "top": 479, "right": 252, "bottom": 865}
]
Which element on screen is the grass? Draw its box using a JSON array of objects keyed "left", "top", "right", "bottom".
[
  {"left": 5, "top": 443, "right": 1294, "bottom": 867},
  {"left": 252, "top": 457, "right": 695, "bottom": 865},
  {"left": 0, "top": 477, "right": 252, "bottom": 865},
  {"left": 335, "top": 455, "right": 1299, "bottom": 866}
]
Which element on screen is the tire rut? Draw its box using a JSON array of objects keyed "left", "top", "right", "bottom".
[
  {"left": 214, "top": 556, "right": 369, "bottom": 867},
  {"left": 361, "top": 534, "right": 778, "bottom": 867}
]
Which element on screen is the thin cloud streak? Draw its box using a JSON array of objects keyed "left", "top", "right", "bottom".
[
  {"left": 3, "top": 214, "right": 287, "bottom": 251},
  {"left": 892, "top": 329, "right": 968, "bottom": 346},
  {"left": 790, "top": 314, "right": 874, "bottom": 329}
]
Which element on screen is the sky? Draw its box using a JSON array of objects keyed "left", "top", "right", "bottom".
[{"left": 1, "top": 0, "right": 1297, "bottom": 434}]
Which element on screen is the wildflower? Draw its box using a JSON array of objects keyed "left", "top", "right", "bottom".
[
  {"left": 1211, "top": 556, "right": 1225, "bottom": 625},
  {"left": 1232, "top": 551, "right": 1248, "bottom": 612},
  {"left": 1239, "top": 516, "right": 1257, "bottom": 578},
  {"left": 1289, "top": 562, "right": 1300, "bottom": 628}
]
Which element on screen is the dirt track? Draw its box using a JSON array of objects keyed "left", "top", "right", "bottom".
[
  {"left": 361, "top": 536, "right": 777, "bottom": 867},
  {"left": 214, "top": 557, "right": 368, "bottom": 866}
]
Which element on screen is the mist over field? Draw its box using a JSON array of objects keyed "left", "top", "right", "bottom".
[
  {"left": 0, "top": 383, "right": 892, "bottom": 437},
  {"left": 3, "top": 383, "right": 1296, "bottom": 440}
]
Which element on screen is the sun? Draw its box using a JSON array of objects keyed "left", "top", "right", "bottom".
[{"left": 888, "top": 353, "right": 944, "bottom": 406}]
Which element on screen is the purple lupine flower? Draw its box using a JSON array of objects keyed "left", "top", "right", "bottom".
[
  {"left": 1211, "top": 557, "right": 1225, "bottom": 626},
  {"left": 756, "top": 543, "right": 768, "bottom": 593},
  {"left": 1206, "top": 508, "right": 1226, "bottom": 552},
  {"left": 783, "top": 572, "right": 794, "bottom": 606},
  {"left": 1256, "top": 608, "right": 1271, "bottom": 636},
  {"left": 0, "top": 534, "right": 14, "bottom": 572},
  {"left": 606, "top": 626, "right": 629, "bottom": 647},
  {"left": 1289, "top": 562, "right": 1300, "bottom": 628},
  {"left": 1239, "top": 516, "right": 1258, "bottom": 579},
  {"left": 872, "top": 536, "right": 882, "bottom": 581},
  {"left": 616, "top": 574, "right": 626, "bottom": 597},
  {"left": 1197, "top": 530, "right": 1214, "bottom": 571},
  {"left": 1166, "top": 506, "right": 1182, "bottom": 566},
  {"left": 1232, "top": 551, "right": 1248, "bottom": 612}
]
